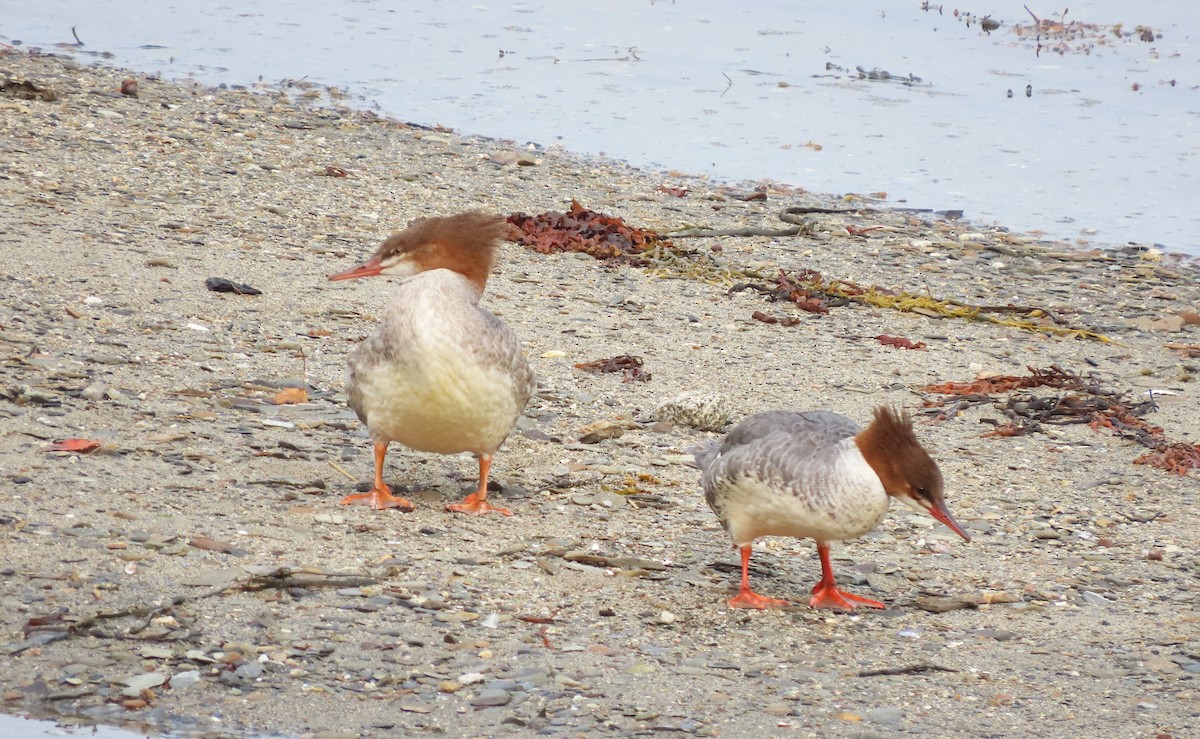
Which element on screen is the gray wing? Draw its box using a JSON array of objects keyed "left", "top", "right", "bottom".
[
  {"left": 345, "top": 342, "right": 380, "bottom": 427},
  {"left": 717, "top": 411, "right": 859, "bottom": 458},
  {"left": 477, "top": 310, "right": 535, "bottom": 412},
  {"left": 701, "top": 410, "right": 861, "bottom": 512}
]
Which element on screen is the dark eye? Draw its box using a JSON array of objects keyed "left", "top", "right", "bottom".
[{"left": 914, "top": 487, "right": 928, "bottom": 497}]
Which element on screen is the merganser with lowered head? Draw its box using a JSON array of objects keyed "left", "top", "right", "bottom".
[
  {"left": 328, "top": 211, "right": 534, "bottom": 515},
  {"left": 694, "top": 407, "right": 971, "bottom": 610}
]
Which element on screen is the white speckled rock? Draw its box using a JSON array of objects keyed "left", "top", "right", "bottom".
[{"left": 655, "top": 391, "right": 734, "bottom": 431}]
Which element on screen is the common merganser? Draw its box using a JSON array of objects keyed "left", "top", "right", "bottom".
[
  {"left": 328, "top": 211, "right": 535, "bottom": 515},
  {"left": 694, "top": 407, "right": 971, "bottom": 610}
]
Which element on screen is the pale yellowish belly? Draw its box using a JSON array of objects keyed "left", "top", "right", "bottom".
[
  {"left": 720, "top": 476, "right": 889, "bottom": 545},
  {"left": 353, "top": 358, "right": 522, "bottom": 455}
]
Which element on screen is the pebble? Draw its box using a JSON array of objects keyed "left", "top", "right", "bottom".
[
  {"left": 1080, "top": 591, "right": 1113, "bottom": 606},
  {"left": 864, "top": 707, "right": 904, "bottom": 728},
  {"left": 169, "top": 670, "right": 202, "bottom": 690},
  {"left": 577, "top": 419, "right": 624, "bottom": 443},
  {"left": 654, "top": 391, "right": 733, "bottom": 431},
  {"left": 86, "top": 353, "right": 129, "bottom": 365},
  {"left": 435, "top": 611, "right": 480, "bottom": 623},
  {"left": 398, "top": 700, "right": 433, "bottom": 713},
  {"left": 121, "top": 672, "right": 167, "bottom": 695},
  {"left": 470, "top": 688, "right": 512, "bottom": 707},
  {"left": 80, "top": 383, "right": 108, "bottom": 401}
]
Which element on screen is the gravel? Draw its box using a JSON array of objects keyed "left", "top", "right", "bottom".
[{"left": 2, "top": 49, "right": 1200, "bottom": 738}]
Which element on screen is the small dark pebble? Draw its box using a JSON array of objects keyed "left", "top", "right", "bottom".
[
  {"left": 971, "top": 628, "right": 1020, "bottom": 641},
  {"left": 205, "top": 277, "right": 262, "bottom": 295},
  {"left": 471, "top": 688, "right": 512, "bottom": 707},
  {"left": 60, "top": 527, "right": 107, "bottom": 538}
]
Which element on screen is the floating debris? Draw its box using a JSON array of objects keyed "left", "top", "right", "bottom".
[
  {"left": 205, "top": 277, "right": 262, "bottom": 295},
  {"left": 751, "top": 310, "right": 802, "bottom": 327},
  {"left": 44, "top": 438, "right": 101, "bottom": 454},
  {"left": 733, "top": 268, "right": 1112, "bottom": 342},
  {"left": 924, "top": 365, "right": 1199, "bottom": 475},
  {"left": 875, "top": 335, "right": 926, "bottom": 350},
  {"left": 575, "top": 354, "right": 651, "bottom": 383},
  {"left": 0, "top": 77, "right": 58, "bottom": 101},
  {"left": 508, "top": 200, "right": 676, "bottom": 264}
]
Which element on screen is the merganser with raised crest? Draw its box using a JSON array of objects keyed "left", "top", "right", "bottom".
[
  {"left": 694, "top": 407, "right": 971, "bottom": 610},
  {"left": 328, "top": 211, "right": 534, "bottom": 515}
]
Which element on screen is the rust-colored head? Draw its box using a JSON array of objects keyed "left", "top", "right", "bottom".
[
  {"left": 328, "top": 211, "right": 507, "bottom": 293},
  {"left": 854, "top": 406, "right": 971, "bottom": 542}
]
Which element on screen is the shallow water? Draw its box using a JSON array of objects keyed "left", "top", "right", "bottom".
[
  {"left": 0, "top": 713, "right": 150, "bottom": 738},
  {"left": 3, "top": 1, "right": 1196, "bottom": 250}
]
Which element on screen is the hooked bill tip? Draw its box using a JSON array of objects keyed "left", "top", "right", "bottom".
[{"left": 930, "top": 500, "right": 972, "bottom": 543}]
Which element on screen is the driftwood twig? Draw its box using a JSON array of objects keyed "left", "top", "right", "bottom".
[
  {"left": 13, "top": 567, "right": 379, "bottom": 652},
  {"left": 858, "top": 663, "right": 960, "bottom": 677}
]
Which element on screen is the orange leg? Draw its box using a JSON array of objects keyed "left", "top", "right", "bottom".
[
  {"left": 340, "top": 441, "right": 414, "bottom": 511},
  {"left": 727, "top": 544, "right": 789, "bottom": 609},
  {"left": 808, "top": 542, "right": 884, "bottom": 610},
  {"left": 446, "top": 454, "right": 512, "bottom": 516}
]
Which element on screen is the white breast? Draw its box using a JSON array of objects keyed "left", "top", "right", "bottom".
[
  {"left": 710, "top": 440, "right": 890, "bottom": 546},
  {"left": 346, "top": 269, "right": 532, "bottom": 456}
]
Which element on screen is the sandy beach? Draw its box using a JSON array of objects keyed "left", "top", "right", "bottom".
[{"left": 2, "top": 50, "right": 1199, "bottom": 738}]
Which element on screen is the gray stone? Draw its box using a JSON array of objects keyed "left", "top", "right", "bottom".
[
  {"left": 1080, "top": 591, "right": 1113, "bottom": 606},
  {"left": 471, "top": 688, "right": 512, "bottom": 707},
  {"left": 121, "top": 671, "right": 167, "bottom": 695},
  {"left": 864, "top": 707, "right": 904, "bottom": 727},
  {"left": 169, "top": 670, "right": 202, "bottom": 690}
]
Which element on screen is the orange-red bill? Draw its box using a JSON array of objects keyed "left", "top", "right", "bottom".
[
  {"left": 328, "top": 254, "right": 384, "bottom": 281},
  {"left": 930, "top": 500, "right": 972, "bottom": 542}
]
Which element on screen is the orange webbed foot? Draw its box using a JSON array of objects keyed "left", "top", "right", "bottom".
[
  {"left": 341, "top": 487, "right": 414, "bottom": 512},
  {"left": 728, "top": 589, "right": 790, "bottom": 610},
  {"left": 447, "top": 455, "right": 513, "bottom": 515},
  {"left": 808, "top": 583, "right": 885, "bottom": 611},
  {"left": 446, "top": 495, "right": 513, "bottom": 516}
]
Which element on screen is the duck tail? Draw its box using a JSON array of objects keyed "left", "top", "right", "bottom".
[{"left": 686, "top": 440, "right": 721, "bottom": 471}]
